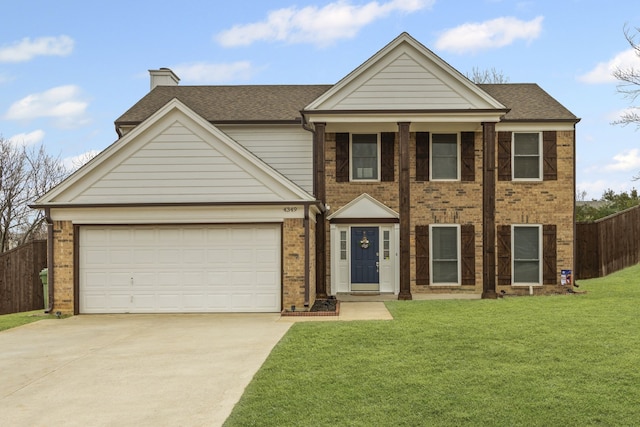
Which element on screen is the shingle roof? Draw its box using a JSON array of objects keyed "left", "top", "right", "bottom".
[
  {"left": 115, "top": 83, "right": 578, "bottom": 128},
  {"left": 115, "top": 85, "right": 332, "bottom": 125},
  {"left": 479, "top": 83, "right": 579, "bottom": 122}
]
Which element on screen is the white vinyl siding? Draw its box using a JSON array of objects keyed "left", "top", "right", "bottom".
[
  {"left": 79, "top": 224, "right": 281, "bottom": 313},
  {"left": 72, "top": 122, "right": 295, "bottom": 203},
  {"left": 221, "top": 125, "right": 313, "bottom": 193},
  {"left": 332, "top": 53, "right": 479, "bottom": 110}
]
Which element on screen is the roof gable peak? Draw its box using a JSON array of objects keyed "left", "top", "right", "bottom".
[{"left": 305, "top": 32, "right": 505, "bottom": 112}]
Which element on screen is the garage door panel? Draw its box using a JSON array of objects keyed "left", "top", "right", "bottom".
[
  {"left": 157, "top": 249, "right": 180, "bottom": 264},
  {"left": 110, "top": 229, "right": 133, "bottom": 243},
  {"left": 80, "top": 224, "right": 281, "bottom": 313}
]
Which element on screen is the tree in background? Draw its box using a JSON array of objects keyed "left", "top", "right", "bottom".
[
  {"left": 613, "top": 25, "right": 640, "bottom": 129},
  {"left": 576, "top": 188, "right": 640, "bottom": 222},
  {"left": 467, "top": 67, "right": 510, "bottom": 84},
  {"left": 0, "top": 137, "right": 68, "bottom": 252}
]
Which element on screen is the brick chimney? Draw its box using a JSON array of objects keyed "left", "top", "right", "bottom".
[{"left": 149, "top": 68, "right": 180, "bottom": 91}]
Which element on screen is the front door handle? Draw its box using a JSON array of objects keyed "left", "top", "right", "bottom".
[{"left": 375, "top": 261, "right": 379, "bottom": 273}]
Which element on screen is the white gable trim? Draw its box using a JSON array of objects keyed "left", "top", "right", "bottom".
[
  {"left": 36, "top": 98, "right": 314, "bottom": 205},
  {"left": 327, "top": 193, "right": 399, "bottom": 220},
  {"left": 305, "top": 32, "right": 506, "bottom": 113}
]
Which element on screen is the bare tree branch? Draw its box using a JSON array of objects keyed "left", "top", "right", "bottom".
[
  {"left": 467, "top": 67, "right": 510, "bottom": 84},
  {"left": 0, "top": 137, "right": 68, "bottom": 251}
]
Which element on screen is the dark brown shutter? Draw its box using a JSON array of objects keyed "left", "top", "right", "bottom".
[
  {"left": 415, "top": 225, "right": 429, "bottom": 285},
  {"left": 461, "top": 224, "right": 475, "bottom": 285},
  {"left": 381, "top": 132, "right": 395, "bottom": 182},
  {"left": 415, "top": 132, "right": 429, "bottom": 181},
  {"left": 497, "top": 225, "right": 511, "bottom": 285},
  {"left": 461, "top": 132, "right": 475, "bottom": 182},
  {"left": 543, "top": 225, "right": 557, "bottom": 284},
  {"left": 498, "top": 131, "right": 512, "bottom": 181},
  {"left": 543, "top": 131, "right": 557, "bottom": 181},
  {"left": 335, "top": 133, "right": 349, "bottom": 182}
]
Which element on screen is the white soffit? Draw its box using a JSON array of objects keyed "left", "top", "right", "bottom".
[
  {"left": 305, "top": 32, "right": 505, "bottom": 112},
  {"left": 328, "top": 193, "right": 399, "bottom": 220},
  {"left": 37, "top": 99, "right": 314, "bottom": 205}
]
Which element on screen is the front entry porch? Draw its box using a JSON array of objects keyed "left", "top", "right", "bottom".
[{"left": 328, "top": 194, "right": 400, "bottom": 297}]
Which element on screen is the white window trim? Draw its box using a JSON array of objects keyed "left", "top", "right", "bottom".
[
  {"left": 512, "top": 132, "right": 543, "bottom": 182},
  {"left": 511, "top": 224, "right": 543, "bottom": 286},
  {"left": 429, "top": 224, "right": 461, "bottom": 286},
  {"left": 430, "top": 133, "right": 460, "bottom": 181},
  {"left": 349, "top": 133, "right": 381, "bottom": 182}
]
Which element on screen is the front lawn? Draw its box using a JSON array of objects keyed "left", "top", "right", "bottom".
[
  {"left": 225, "top": 264, "right": 640, "bottom": 426},
  {"left": 0, "top": 310, "right": 52, "bottom": 332}
]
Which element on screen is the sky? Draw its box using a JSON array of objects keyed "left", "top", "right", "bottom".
[{"left": 2, "top": 0, "right": 640, "bottom": 200}]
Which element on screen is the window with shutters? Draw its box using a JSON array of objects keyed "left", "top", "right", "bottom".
[
  {"left": 431, "top": 133, "right": 459, "bottom": 180},
  {"left": 430, "top": 225, "right": 460, "bottom": 285},
  {"left": 512, "top": 225, "right": 542, "bottom": 284},
  {"left": 351, "top": 134, "right": 379, "bottom": 180},
  {"left": 512, "top": 132, "right": 542, "bottom": 181}
]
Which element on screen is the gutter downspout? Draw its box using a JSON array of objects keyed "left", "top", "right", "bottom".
[
  {"left": 304, "top": 204, "right": 310, "bottom": 307},
  {"left": 44, "top": 208, "right": 54, "bottom": 313},
  {"left": 301, "top": 112, "right": 315, "bottom": 308}
]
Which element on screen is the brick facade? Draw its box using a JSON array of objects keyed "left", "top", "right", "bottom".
[
  {"left": 282, "top": 217, "right": 316, "bottom": 311},
  {"left": 52, "top": 221, "right": 74, "bottom": 314},
  {"left": 322, "top": 128, "right": 574, "bottom": 297}
]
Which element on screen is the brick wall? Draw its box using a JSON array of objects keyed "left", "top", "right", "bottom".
[
  {"left": 52, "top": 221, "right": 74, "bottom": 314},
  {"left": 282, "top": 217, "right": 316, "bottom": 310},
  {"left": 323, "top": 130, "right": 574, "bottom": 296},
  {"left": 495, "top": 130, "right": 574, "bottom": 295}
]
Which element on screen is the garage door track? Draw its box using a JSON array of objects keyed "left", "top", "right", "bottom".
[{"left": 0, "top": 314, "right": 291, "bottom": 426}]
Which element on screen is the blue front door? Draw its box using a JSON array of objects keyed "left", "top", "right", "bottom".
[{"left": 351, "top": 227, "right": 379, "bottom": 290}]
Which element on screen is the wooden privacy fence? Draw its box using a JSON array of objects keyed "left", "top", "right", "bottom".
[
  {"left": 576, "top": 205, "right": 640, "bottom": 279},
  {"left": 0, "top": 240, "right": 47, "bottom": 315}
]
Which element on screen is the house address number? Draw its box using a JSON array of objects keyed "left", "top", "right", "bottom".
[{"left": 283, "top": 207, "right": 298, "bottom": 212}]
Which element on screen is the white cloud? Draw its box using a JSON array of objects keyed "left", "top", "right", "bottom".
[
  {"left": 604, "top": 148, "right": 640, "bottom": 172},
  {"left": 0, "top": 35, "right": 74, "bottom": 63},
  {"left": 578, "top": 49, "right": 640, "bottom": 84},
  {"left": 215, "top": 0, "right": 433, "bottom": 47},
  {"left": 7, "top": 130, "right": 45, "bottom": 146},
  {"left": 4, "top": 85, "right": 89, "bottom": 128},
  {"left": 172, "top": 61, "right": 258, "bottom": 83},
  {"left": 434, "top": 16, "right": 543, "bottom": 54}
]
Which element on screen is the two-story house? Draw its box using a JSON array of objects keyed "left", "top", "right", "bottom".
[{"left": 34, "top": 33, "right": 579, "bottom": 314}]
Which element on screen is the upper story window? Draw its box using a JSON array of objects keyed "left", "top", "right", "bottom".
[
  {"left": 512, "top": 132, "right": 542, "bottom": 180},
  {"left": 351, "top": 134, "right": 379, "bottom": 181},
  {"left": 431, "top": 133, "right": 459, "bottom": 180}
]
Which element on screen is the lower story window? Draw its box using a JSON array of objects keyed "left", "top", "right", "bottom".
[
  {"left": 431, "top": 225, "right": 460, "bottom": 284},
  {"left": 513, "top": 225, "right": 541, "bottom": 283}
]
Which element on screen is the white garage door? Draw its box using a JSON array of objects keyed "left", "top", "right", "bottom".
[{"left": 79, "top": 224, "right": 281, "bottom": 313}]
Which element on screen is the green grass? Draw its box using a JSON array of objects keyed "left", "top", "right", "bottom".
[
  {"left": 0, "top": 310, "right": 53, "bottom": 332},
  {"left": 225, "top": 264, "right": 640, "bottom": 426}
]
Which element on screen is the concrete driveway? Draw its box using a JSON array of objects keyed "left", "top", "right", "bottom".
[{"left": 0, "top": 314, "right": 291, "bottom": 427}]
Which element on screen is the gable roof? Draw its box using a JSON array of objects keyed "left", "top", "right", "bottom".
[
  {"left": 327, "top": 193, "right": 399, "bottom": 220},
  {"left": 116, "top": 85, "right": 331, "bottom": 128},
  {"left": 113, "top": 33, "right": 578, "bottom": 133},
  {"left": 37, "top": 98, "right": 315, "bottom": 206},
  {"left": 305, "top": 32, "right": 506, "bottom": 112},
  {"left": 479, "top": 84, "right": 579, "bottom": 122}
]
